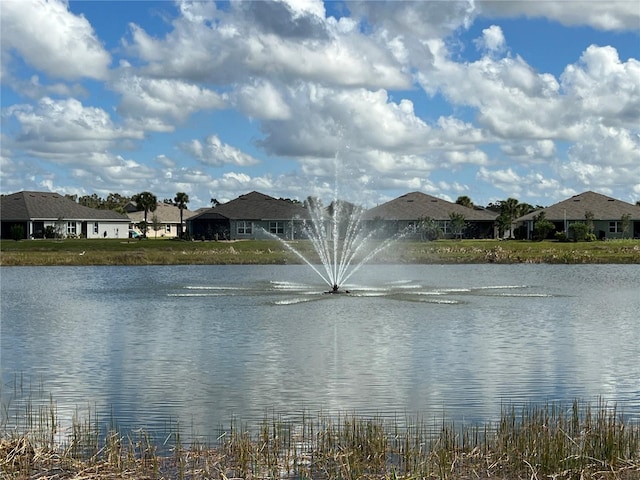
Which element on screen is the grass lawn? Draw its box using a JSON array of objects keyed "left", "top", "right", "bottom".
[{"left": 1, "top": 237, "right": 639, "bottom": 266}]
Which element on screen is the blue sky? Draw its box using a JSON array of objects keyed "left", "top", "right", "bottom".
[{"left": 1, "top": 0, "right": 639, "bottom": 209}]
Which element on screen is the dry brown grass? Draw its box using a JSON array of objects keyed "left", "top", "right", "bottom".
[{"left": 3, "top": 400, "right": 638, "bottom": 479}]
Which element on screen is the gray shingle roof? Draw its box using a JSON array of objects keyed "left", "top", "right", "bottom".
[
  {"left": 192, "top": 191, "right": 310, "bottom": 221},
  {"left": 364, "top": 191, "right": 498, "bottom": 221},
  {"left": 1, "top": 191, "right": 129, "bottom": 221},
  {"left": 518, "top": 191, "right": 640, "bottom": 221}
]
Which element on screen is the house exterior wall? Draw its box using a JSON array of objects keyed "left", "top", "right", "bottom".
[
  {"left": 24, "top": 220, "right": 129, "bottom": 239},
  {"left": 86, "top": 221, "right": 129, "bottom": 239},
  {"left": 229, "top": 219, "right": 302, "bottom": 240},
  {"left": 131, "top": 222, "right": 182, "bottom": 238},
  {"left": 366, "top": 219, "right": 495, "bottom": 239},
  {"left": 525, "top": 219, "right": 636, "bottom": 240}
]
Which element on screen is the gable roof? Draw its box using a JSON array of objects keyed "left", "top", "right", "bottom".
[
  {"left": 1, "top": 191, "right": 129, "bottom": 221},
  {"left": 127, "top": 202, "right": 197, "bottom": 223},
  {"left": 191, "top": 191, "right": 309, "bottom": 221},
  {"left": 518, "top": 191, "right": 640, "bottom": 221},
  {"left": 364, "top": 191, "right": 498, "bottom": 221}
]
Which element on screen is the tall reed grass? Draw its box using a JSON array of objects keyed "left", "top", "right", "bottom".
[{"left": 1, "top": 391, "right": 638, "bottom": 479}]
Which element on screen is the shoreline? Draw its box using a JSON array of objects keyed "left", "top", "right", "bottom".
[
  {"left": 2, "top": 397, "right": 638, "bottom": 480},
  {"left": 1, "top": 238, "right": 639, "bottom": 266}
]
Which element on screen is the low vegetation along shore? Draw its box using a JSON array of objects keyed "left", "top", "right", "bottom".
[
  {"left": 2, "top": 394, "right": 639, "bottom": 480},
  {"left": 1, "top": 238, "right": 639, "bottom": 266}
]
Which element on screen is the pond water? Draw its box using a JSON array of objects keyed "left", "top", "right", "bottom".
[{"left": 1, "top": 264, "right": 639, "bottom": 440}]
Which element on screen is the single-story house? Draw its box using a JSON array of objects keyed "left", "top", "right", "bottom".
[
  {"left": 1, "top": 191, "right": 130, "bottom": 239},
  {"left": 517, "top": 191, "right": 640, "bottom": 240},
  {"left": 127, "top": 202, "right": 196, "bottom": 238},
  {"left": 187, "top": 191, "right": 310, "bottom": 240},
  {"left": 363, "top": 191, "right": 498, "bottom": 239}
]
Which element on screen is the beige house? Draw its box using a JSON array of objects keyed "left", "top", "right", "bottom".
[{"left": 127, "top": 202, "right": 196, "bottom": 238}]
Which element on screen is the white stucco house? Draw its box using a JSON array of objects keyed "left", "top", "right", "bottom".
[{"left": 1, "top": 191, "right": 130, "bottom": 239}]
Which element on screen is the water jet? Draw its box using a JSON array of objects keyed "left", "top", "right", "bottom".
[{"left": 263, "top": 154, "right": 407, "bottom": 293}]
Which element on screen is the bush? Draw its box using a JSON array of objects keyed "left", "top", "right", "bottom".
[
  {"left": 555, "top": 231, "right": 568, "bottom": 242},
  {"left": 585, "top": 233, "right": 597, "bottom": 242},
  {"left": 533, "top": 219, "right": 555, "bottom": 241},
  {"left": 568, "top": 223, "right": 588, "bottom": 242},
  {"left": 44, "top": 226, "right": 56, "bottom": 239},
  {"left": 9, "top": 224, "right": 24, "bottom": 241}
]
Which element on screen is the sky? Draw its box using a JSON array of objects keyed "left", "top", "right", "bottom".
[{"left": 1, "top": 0, "right": 639, "bottom": 209}]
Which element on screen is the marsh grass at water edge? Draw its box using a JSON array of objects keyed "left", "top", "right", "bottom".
[
  {"left": 1, "top": 238, "right": 640, "bottom": 265},
  {"left": 1, "top": 386, "right": 639, "bottom": 480}
]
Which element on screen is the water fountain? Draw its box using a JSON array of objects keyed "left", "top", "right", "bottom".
[{"left": 264, "top": 156, "right": 406, "bottom": 293}]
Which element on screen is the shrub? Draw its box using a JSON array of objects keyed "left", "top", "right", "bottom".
[
  {"left": 533, "top": 219, "right": 555, "bottom": 241},
  {"left": 44, "top": 225, "right": 56, "bottom": 239},
  {"left": 555, "top": 231, "right": 568, "bottom": 242},
  {"left": 585, "top": 233, "right": 597, "bottom": 242},
  {"left": 568, "top": 222, "right": 588, "bottom": 242},
  {"left": 9, "top": 224, "right": 24, "bottom": 241}
]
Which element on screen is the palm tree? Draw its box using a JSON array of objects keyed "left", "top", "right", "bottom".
[
  {"left": 132, "top": 191, "right": 157, "bottom": 237},
  {"left": 499, "top": 198, "right": 520, "bottom": 238},
  {"left": 449, "top": 212, "right": 466, "bottom": 239},
  {"left": 174, "top": 192, "right": 189, "bottom": 239},
  {"left": 455, "top": 195, "right": 473, "bottom": 208}
]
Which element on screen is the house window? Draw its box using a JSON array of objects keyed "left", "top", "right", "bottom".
[
  {"left": 67, "top": 222, "right": 76, "bottom": 235},
  {"left": 93, "top": 222, "right": 99, "bottom": 234},
  {"left": 237, "top": 221, "right": 252, "bottom": 235},
  {"left": 269, "top": 221, "right": 284, "bottom": 235},
  {"left": 166, "top": 224, "right": 171, "bottom": 233},
  {"left": 609, "top": 221, "right": 619, "bottom": 233}
]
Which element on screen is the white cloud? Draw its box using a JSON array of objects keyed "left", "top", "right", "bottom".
[
  {"left": 124, "top": 2, "right": 409, "bottom": 89},
  {"left": 235, "top": 80, "right": 292, "bottom": 120},
  {"left": 561, "top": 45, "right": 640, "bottom": 128},
  {"left": 478, "top": 0, "right": 640, "bottom": 31},
  {"left": 74, "top": 154, "right": 157, "bottom": 185},
  {"left": 418, "top": 40, "right": 566, "bottom": 141},
  {"left": 348, "top": 1, "right": 477, "bottom": 39},
  {"left": 569, "top": 124, "right": 640, "bottom": 167},
  {"left": 0, "top": 0, "right": 111, "bottom": 80},
  {"left": 501, "top": 140, "right": 557, "bottom": 162},
  {"left": 257, "top": 85, "right": 433, "bottom": 159},
  {"left": 181, "top": 135, "right": 261, "bottom": 167},
  {"left": 279, "top": 0, "right": 326, "bottom": 19},
  {"left": 477, "top": 165, "right": 522, "bottom": 186},
  {"left": 114, "top": 74, "right": 226, "bottom": 127},
  {"left": 444, "top": 150, "right": 489, "bottom": 166},
  {"left": 418, "top": 37, "right": 639, "bottom": 185},
  {"left": 6, "top": 97, "right": 143, "bottom": 158},
  {"left": 474, "top": 25, "right": 506, "bottom": 54}
]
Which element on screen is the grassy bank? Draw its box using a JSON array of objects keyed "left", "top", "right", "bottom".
[
  {"left": 2, "top": 396, "right": 638, "bottom": 479},
  {"left": 1, "top": 238, "right": 639, "bottom": 266}
]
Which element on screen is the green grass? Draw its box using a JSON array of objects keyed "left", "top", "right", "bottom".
[
  {"left": 2, "top": 390, "right": 639, "bottom": 479},
  {"left": 1, "top": 237, "right": 639, "bottom": 266}
]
